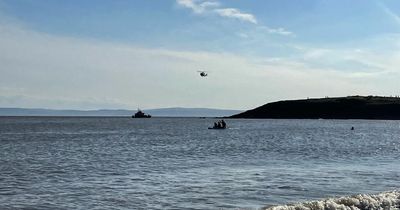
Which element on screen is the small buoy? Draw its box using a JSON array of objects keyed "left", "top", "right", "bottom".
[{"left": 351, "top": 126, "right": 354, "bottom": 130}]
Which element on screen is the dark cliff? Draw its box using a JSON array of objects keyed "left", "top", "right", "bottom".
[{"left": 230, "top": 96, "right": 400, "bottom": 119}]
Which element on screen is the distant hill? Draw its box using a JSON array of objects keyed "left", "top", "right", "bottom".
[
  {"left": 0, "top": 107, "right": 242, "bottom": 117},
  {"left": 230, "top": 96, "right": 400, "bottom": 119},
  {"left": 146, "top": 107, "right": 241, "bottom": 117}
]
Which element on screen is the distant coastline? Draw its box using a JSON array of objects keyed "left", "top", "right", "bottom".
[
  {"left": 0, "top": 107, "right": 242, "bottom": 117},
  {"left": 230, "top": 95, "right": 400, "bottom": 120}
]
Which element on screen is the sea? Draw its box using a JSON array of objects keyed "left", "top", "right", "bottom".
[{"left": 0, "top": 117, "right": 399, "bottom": 210}]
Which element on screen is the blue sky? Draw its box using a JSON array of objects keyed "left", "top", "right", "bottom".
[
  {"left": 3, "top": 0, "right": 400, "bottom": 48},
  {"left": 1, "top": 0, "right": 400, "bottom": 109}
]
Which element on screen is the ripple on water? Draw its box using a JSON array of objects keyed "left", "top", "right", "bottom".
[{"left": 1, "top": 117, "right": 400, "bottom": 209}]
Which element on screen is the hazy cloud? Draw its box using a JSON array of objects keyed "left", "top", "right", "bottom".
[
  {"left": 215, "top": 8, "right": 257, "bottom": 24},
  {"left": 263, "top": 26, "right": 294, "bottom": 36},
  {"left": 297, "top": 45, "right": 391, "bottom": 75},
  {"left": 177, "top": 0, "right": 257, "bottom": 24},
  {"left": 176, "top": 0, "right": 294, "bottom": 36},
  {"left": 176, "top": 0, "right": 219, "bottom": 14},
  {"left": 0, "top": 20, "right": 375, "bottom": 110},
  {"left": 379, "top": 2, "right": 400, "bottom": 25}
]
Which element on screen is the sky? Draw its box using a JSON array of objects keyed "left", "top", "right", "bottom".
[{"left": 2, "top": 0, "right": 400, "bottom": 110}]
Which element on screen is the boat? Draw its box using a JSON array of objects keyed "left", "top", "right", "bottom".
[
  {"left": 132, "top": 109, "right": 151, "bottom": 118},
  {"left": 208, "top": 120, "right": 227, "bottom": 129},
  {"left": 208, "top": 127, "right": 226, "bottom": 129}
]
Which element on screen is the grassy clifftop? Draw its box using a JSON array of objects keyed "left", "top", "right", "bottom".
[{"left": 230, "top": 96, "right": 400, "bottom": 119}]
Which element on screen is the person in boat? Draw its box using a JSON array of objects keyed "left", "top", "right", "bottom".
[
  {"left": 221, "top": 120, "right": 226, "bottom": 128},
  {"left": 211, "top": 120, "right": 226, "bottom": 129},
  {"left": 212, "top": 121, "right": 222, "bottom": 129}
]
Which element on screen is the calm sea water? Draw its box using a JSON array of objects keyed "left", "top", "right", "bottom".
[{"left": 0, "top": 117, "right": 399, "bottom": 209}]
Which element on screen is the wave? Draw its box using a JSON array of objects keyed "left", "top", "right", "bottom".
[{"left": 265, "top": 191, "right": 400, "bottom": 210}]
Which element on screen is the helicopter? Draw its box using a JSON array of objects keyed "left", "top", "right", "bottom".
[{"left": 197, "top": 71, "right": 208, "bottom": 77}]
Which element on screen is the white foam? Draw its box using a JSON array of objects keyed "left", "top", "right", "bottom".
[{"left": 265, "top": 191, "right": 400, "bottom": 210}]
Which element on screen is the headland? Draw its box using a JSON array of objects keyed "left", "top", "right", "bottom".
[{"left": 231, "top": 96, "right": 400, "bottom": 120}]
